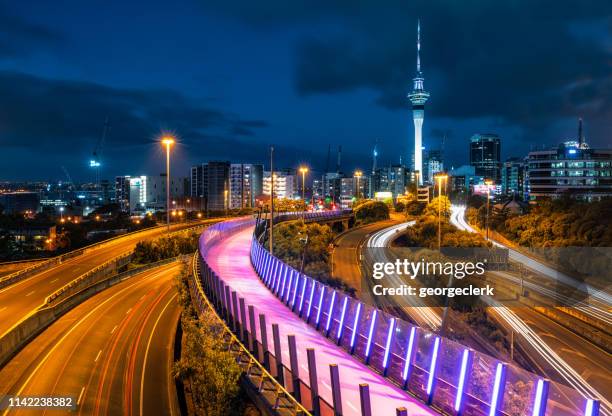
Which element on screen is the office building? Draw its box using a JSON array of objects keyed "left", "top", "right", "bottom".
[
  {"left": 525, "top": 139, "right": 612, "bottom": 201},
  {"left": 501, "top": 158, "right": 525, "bottom": 198},
  {"left": 191, "top": 162, "right": 230, "bottom": 212},
  {"left": 115, "top": 176, "right": 131, "bottom": 211},
  {"left": 470, "top": 134, "right": 502, "bottom": 182},
  {"left": 229, "top": 163, "right": 263, "bottom": 209},
  {"left": 263, "top": 170, "right": 296, "bottom": 200},
  {"left": 423, "top": 149, "right": 444, "bottom": 184}
]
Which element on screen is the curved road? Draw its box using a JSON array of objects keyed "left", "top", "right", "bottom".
[
  {"left": 0, "top": 221, "right": 211, "bottom": 338},
  {"left": 0, "top": 263, "right": 182, "bottom": 416}
]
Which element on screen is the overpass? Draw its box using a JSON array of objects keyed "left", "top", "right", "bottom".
[{"left": 195, "top": 212, "right": 603, "bottom": 416}]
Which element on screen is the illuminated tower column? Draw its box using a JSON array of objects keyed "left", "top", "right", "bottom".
[{"left": 407, "top": 20, "right": 429, "bottom": 185}]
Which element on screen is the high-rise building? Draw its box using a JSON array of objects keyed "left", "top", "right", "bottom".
[
  {"left": 501, "top": 157, "right": 525, "bottom": 198},
  {"left": 263, "top": 170, "right": 296, "bottom": 199},
  {"left": 525, "top": 140, "right": 612, "bottom": 202},
  {"left": 423, "top": 149, "right": 444, "bottom": 184},
  {"left": 470, "top": 134, "right": 502, "bottom": 182},
  {"left": 229, "top": 163, "right": 263, "bottom": 209},
  {"left": 323, "top": 172, "right": 342, "bottom": 202},
  {"left": 407, "top": 20, "right": 430, "bottom": 185},
  {"left": 115, "top": 176, "right": 131, "bottom": 211},
  {"left": 190, "top": 162, "right": 230, "bottom": 212}
]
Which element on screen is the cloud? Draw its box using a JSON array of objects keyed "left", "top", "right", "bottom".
[
  {"left": 0, "top": 6, "right": 64, "bottom": 58},
  {"left": 202, "top": 0, "right": 612, "bottom": 144},
  {"left": 0, "top": 71, "right": 273, "bottom": 179}
]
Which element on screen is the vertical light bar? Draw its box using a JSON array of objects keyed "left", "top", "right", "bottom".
[
  {"left": 274, "top": 261, "right": 282, "bottom": 291},
  {"left": 455, "top": 349, "right": 473, "bottom": 414},
  {"left": 263, "top": 254, "right": 271, "bottom": 284},
  {"left": 489, "top": 363, "right": 507, "bottom": 416},
  {"left": 290, "top": 272, "right": 300, "bottom": 308},
  {"left": 306, "top": 281, "right": 316, "bottom": 321},
  {"left": 350, "top": 302, "right": 362, "bottom": 353},
  {"left": 531, "top": 379, "right": 550, "bottom": 416},
  {"left": 325, "top": 291, "right": 337, "bottom": 336},
  {"left": 297, "top": 276, "right": 307, "bottom": 314},
  {"left": 315, "top": 286, "right": 325, "bottom": 328},
  {"left": 585, "top": 399, "right": 600, "bottom": 416},
  {"left": 402, "top": 327, "right": 417, "bottom": 384},
  {"left": 284, "top": 270, "right": 294, "bottom": 302},
  {"left": 382, "top": 318, "right": 396, "bottom": 375},
  {"left": 336, "top": 297, "right": 349, "bottom": 342},
  {"left": 426, "top": 336, "right": 441, "bottom": 400},
  {"left": 364, "top": 310, "right": 377, "bottom": 363}
]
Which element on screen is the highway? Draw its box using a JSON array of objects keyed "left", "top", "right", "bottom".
[
  {"left": 205, "top": 225, "right": 437, "bottom": 416},
  {"left": 0, "top": 262, "right": 182, "bottom": 416},
  {"left": 448, "top": 205, "right": 612, "bottom": 413},
  {"left": 331, "top": 218, "right": 400, "bottom": 300},
  {"left": 0, "top": 221, "right": 210, "bottom": 338}
]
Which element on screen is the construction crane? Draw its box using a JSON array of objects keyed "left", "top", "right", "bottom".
[{"left": 90, "top": 117, "right": 109, "bottom": 190}]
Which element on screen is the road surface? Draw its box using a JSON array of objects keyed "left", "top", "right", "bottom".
[
  {"left": 0, "top": 262, "right": 182, "bottom": 416},
  {"left": 205, "top": 225, "right": 437, "bottom": 416},
  {"left": 331, "top": 218, "right": 400, "bottom": 300},
  {"left": 448, "top": 205, "right": 612, "bottom": 413},
  {"left": 0, "top": 221, "right": 209, "bottom": 338}
]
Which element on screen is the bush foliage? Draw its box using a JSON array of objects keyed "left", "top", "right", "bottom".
[
  {"left": 354, "top": 200, "right": 390, "bottom": 225},
  {"left": 132, "top": 232, "right": 199, "bottom": 263}
]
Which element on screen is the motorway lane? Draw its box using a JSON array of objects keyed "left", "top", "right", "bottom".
[
  {"left": 490, "top": 303, "right": 612, "bottom": 398},
  {"left": 0, "top": 262, "right": 182, "bottom": 416},
  {"left": 331, "top": 219, "right": 400, "bottom": 300},
  {"left": 0, "top": 221, "right": 209, "bottom": 338},
  {"left": 205, "top": 226, "right": 436, "bottom": 416}
]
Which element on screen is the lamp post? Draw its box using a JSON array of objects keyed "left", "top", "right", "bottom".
[
  {"left": 485, "top": 179, "right": 493, "bottom": 241},
  {"left": 435, "top": 174, "right": 448, "bottom": 251},
  {"left": 162, "top": 136, "right": 175, "bottom": 233},
  {"left": 269, "top": 145, "right": 274, "bottom": 255},
  {"left": 354, "top": 170, "right": 363, "bottom": 200},
  {"left": 299, "top": 166, "right": 309, "bottom": 217}
]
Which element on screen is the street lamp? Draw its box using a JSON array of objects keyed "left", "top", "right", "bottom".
[
  {"left": 299, "top": 166, "right": 309, "bottom": 216},
  {"left": 354, "top": 170, "right": 363, "bottom": 200},
  {"left": 161, "top": 136, "right": 175, "bottom": 232},
  {"left": 484, "top": 179, "right": 493, "bottom": 241},
  {"left": 435, "top": 173, "right": 448, "bottom": 251}
]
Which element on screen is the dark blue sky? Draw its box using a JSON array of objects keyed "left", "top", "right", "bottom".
[{"left": 1, "top": 0, "right": 611, "bottom": 181}]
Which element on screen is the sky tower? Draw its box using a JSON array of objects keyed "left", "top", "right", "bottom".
[{"left": 407, "top": 20, "right": 429, "bottom": 185}]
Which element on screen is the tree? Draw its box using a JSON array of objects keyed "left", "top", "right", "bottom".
[
  {"left": 354, "top": 200, "right": 390, "bottom": 225},
  {"left": 423, "top": 195, "right": 451, "bottom": 219}
]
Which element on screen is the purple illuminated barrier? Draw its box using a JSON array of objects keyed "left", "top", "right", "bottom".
[{"left": 250, "top": 236, "right": 602, "bottom": 416}]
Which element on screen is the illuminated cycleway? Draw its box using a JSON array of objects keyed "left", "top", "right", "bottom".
[
  {"left": 200, "top": 216, "right": 604, "bottom": 416},
  {"left": 201, "top": 219, "right": 436, "bottom": 416}
]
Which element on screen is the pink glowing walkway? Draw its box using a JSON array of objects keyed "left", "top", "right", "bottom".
[{"left": 206, "top": 225, "right": 437, "bottom": 416}]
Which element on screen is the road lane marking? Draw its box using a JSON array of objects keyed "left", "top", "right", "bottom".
[
  {"left": 321, "top": 380, "right": 332, "bottom": 390},
  {"left": 140, "top": 293, "right": 177, "bottom": 416},
  {"left": 347, "top": 401, "right": 357, "bottom": 411},
  {"left": 94, "top": 350, "right": 102, "bottom": 362},
  {"left": 77, "top": 386, "right": 85, "bottom": 405},
  {"left": 25, "top": 290, "right": 35, "bottom": 297},
  {"left": 50, "top": 278, "right": 59, "bottom": 284},
  {"left": 110, "top": 325, "right": 118, "bottom": 334},
  {"left": 3, "top": 263, "right": 180, "bottom": 416},
  {"left": 125, "top": 308, "right": 132, "bottom": 315},
  {"left": 0, "top": 307, "right": 6, "bottom": 313}
]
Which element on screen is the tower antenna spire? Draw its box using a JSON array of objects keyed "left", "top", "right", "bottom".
[{"left": 416, "top": 19, "right": 421, "bottom": 74}]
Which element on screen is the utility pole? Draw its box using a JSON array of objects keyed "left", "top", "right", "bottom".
[{"left": 269, "top": 145, "right": 274, "bottom": 255}]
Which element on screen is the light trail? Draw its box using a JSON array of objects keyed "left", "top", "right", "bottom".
[
  {"left": 450, "top": 204, "right": 611, "bottom": 414},
  {"left": 450, "top": 205, "right": 611, "bottom": 326},
  {"left": 364, "top": 221, "right": 442, "bottom": 330}
]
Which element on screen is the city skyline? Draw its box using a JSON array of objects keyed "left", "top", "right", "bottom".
[{"left": 1, "top": 1, "right": 611, "bottom": 182}]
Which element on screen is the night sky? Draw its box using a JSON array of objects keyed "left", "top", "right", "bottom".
[{"left": 1, "top": 1, "right": 611, "bottom": 181}]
